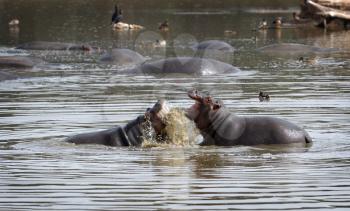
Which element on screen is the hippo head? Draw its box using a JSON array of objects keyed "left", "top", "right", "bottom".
[
  {"left": 186, "top": 90, "right": 224, "bottom": 130},
  {"left": 145, "top": 99, "right": 170, "bottom": 134}
]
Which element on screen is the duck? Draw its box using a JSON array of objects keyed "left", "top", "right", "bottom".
[
  {"left": 158, "top": 20, "right": 169, "bottom": 31},
  {"left": 153, "top": 39, "right": 166, "bottom": 47},
  {"left": 272, "top": 17, "right": 283, "bottom": 29},
  {"left": 258, "top": 19, "right": 268, "bottom": 30},
  {"left": 224, "top": 30, "right": 237, "bottom": 36},
  {"left": 258, "top": 91, "right": 270, "bottom": 102},
  {"left": 8, "top": 19, "right": 20, "bottom": 26}
]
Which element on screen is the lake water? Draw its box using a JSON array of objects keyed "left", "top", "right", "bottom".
[{"left": 1, "top": 0, "right": 350, "bottom": 210}]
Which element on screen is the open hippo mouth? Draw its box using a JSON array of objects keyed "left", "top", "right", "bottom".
[
  {"left": 147, "top": 99, "right": 171, "bottom": 134},
  {"left": 186, "top": 90, "right": 223, "bottom": 130},
  {"left": 186, "top": 90, "right": 206, "bottom": 120},
  {"left": 186, "top": 90, "right": 214, "bottom": 119}
]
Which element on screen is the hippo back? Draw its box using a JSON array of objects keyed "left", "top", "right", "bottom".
[
  {"left": 0, "top": 71, "right": 18, "bottom": 81},
  {"left": 16, "top": 41, "right": 90, "bottom": 51},
  {"left": 66, "top": 115, "right": 145, "bottom": 147},
  {"left": 0, "top": 56, "right": 44, "bottom": 68},
  {"left": 130, "top": 57, "right": 240, "bottom": 75},
  {"left": 17, "top": 41, "right": 72, "bottom": 50},
  {"left": 100, "top": 49, "right": 146, "bottom": 65},
  {"left": 195, "top": 40, "right": 235, "bottom": 52},
  {"left": 199, "top": 107, "right": 312, "bottom": 146}
]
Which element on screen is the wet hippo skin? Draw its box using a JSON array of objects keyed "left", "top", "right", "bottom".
[
  {"left": 186, "top": 90, "right": 312, "bottom": 146},
  {"left": 129, "top": 57, "right": 240, "bottom": 75},
  {"left": 16, "top": 41, "right": 93, "bottom": 51},
  {"left": 66, "top": 100, "right": 170, "bottom": 146},
  {"left": 194, "top": 40, "right": 235, "bottom": 52},
  {"left": 0, "top": 56, "right": 44, "bottom": 68},
  {"left": 99, "top": 48, "right": 146, "bottom": 66}
]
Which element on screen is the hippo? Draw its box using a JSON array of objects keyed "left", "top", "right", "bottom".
[
  {"left": 99, "top": 49, "right": 146, "bottom": 66},
  {"left": 16, "top": 41, "right": 93, "bottom": 51},
  {"left": 257, "top": 43, "right": 339, "bottom": 56},
  {"left": 0, "top": 56, "right": 44, "bottom": 68},
  {"left": 128, "top": 57, "right": 240, "bottom": 75},
  {"left": 66, "top": 100, "right": 170, "bottom": 146},
  {"left": 186, "top": 90, "right": 312, "bottom": 146},
  {"left": 194, "top": 40, "right": 235, "bottom": 52}
]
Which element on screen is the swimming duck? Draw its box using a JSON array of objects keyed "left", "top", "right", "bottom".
[
  {"left": 113, "top": 22, "right": 144, "bottom": 30},
  {"left": 259, "top": 91, "right": 270, "bottom": 102},
  {"left": 272, "top": 17, "right": 283, "bottom": 29},
  {"left": 158, "top": 20, "right": 169, "bottom": 31},
  {"left": 154, "top": 39, "right": 166, "bottom": 47},
  {"left": 258, "top": 19, "right": 268, "bottom": 30},
  {"left": 8, "top": 19, "right": 19, "bottom": 26},
  {"left": 224, "top": 30, "right": 237, "bottom": 36}
]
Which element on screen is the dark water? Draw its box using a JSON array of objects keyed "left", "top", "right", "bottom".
[{"left": 1, "top": 0, "right": 350, "bottom": 210}]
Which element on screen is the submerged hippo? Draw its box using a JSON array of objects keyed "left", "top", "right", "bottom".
[
  {"left": 99, "top": 49, "right": 146, "bottom": 66},
  {"left": 129, "top": 57, "right": 240, "bottom": 75},
  {"left": 66, "top": 100, "right": 170, "bottom": 146},
  {"left": 257, "top": 43, "right": 339, "bottom": 56},
  {"left": 0, "top": 71, "right": 18, "bottom": 81},
  {"left": 194, "top": 40, "right": 235, "bottom": 52},
  {"left": 0, "top": 56, "right": 44, "bottom": 68},
  {"left": 186, "top": 90, "right": 312, "bottom": 146},
  {"left": 16, "top": 41, "right": 93, "bottom": 51}
]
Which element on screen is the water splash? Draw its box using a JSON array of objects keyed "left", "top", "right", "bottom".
[{"left": 141, "top": 108, "right": 200, "bottom": 148}]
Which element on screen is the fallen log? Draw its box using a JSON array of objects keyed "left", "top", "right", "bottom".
[
  {"left": 311, "top": 0, "right": 350, "bottom": 10},
  {"left": 307, "top": 0, "right": 350, "bottom": 28},
  {"left": 298, "top": 0, "right": 350, "bottom": 29}
]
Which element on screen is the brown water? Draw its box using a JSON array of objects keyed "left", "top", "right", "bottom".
[{"left": 1, "top": 0, "right": 350, "bottom": 210}]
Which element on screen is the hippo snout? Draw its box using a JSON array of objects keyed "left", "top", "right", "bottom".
[{"left": 148, "top": 99, "right": 171, "bottom": 133}]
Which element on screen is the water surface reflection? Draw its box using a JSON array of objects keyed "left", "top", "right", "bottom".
[{"left": 1, "top": 0, "right": 350, "bottom": 210}]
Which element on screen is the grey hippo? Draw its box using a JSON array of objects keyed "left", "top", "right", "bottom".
[
  {"left": 0, "top": 56, "right": 44, "bottom": 68},
  {"left": 186, "top": 90, "right": 312, "bottom": 146},
  {"left": 16, "top": 41, "right": 94, "bottom": 51},
  {"left": 128, "top": 57, "right": 240, "bottom": 75},
  {"left": 194, "top": 40, "right": 235, "bottom": 52},
  {"left": 257, "top": 43, "right": 339, "bottom": 56},
  {"left": 66, "top": 100, "right": 170, "bottom": 146},
  {"left": 0, "top": 71, "right": 18, "bottom": 81},
  {"left": 99, "top": 49, "right": 146, "bottom": 66}
]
